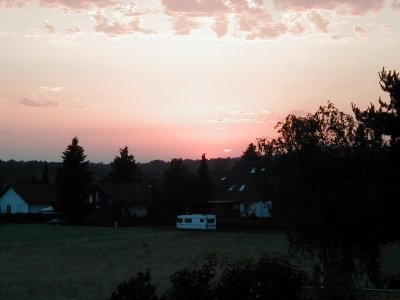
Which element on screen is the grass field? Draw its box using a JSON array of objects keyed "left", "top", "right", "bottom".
[{"left": 0, "top": 224, "right": 399, "bottom": 300}]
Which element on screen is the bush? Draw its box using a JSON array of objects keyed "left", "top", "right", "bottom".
[
  {"left": 215, "top": 256, "right": 307, "bottom": 300},
  {"left": 384, "top": 272, "right": 400, "bottom": 289},
  {"left": 108, "top": 270, "right": 158, "bottom": 300},
  {"left": 110, "top": 255, "right": 308, "bottom": 300},
  {"left": 163, "top": 255, "right": 217, "bottom": 300}
]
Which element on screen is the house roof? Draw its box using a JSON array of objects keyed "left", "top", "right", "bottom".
[
  {"left": 90, "top": 181, "right": 151, "bottom": 205},
  {"left": 0, "top": 184, "right": 57, "bottom": 205},
  {"left": 211, "top": 160, "right": 266, "bottom": 203}
]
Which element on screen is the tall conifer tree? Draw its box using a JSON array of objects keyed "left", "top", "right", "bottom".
[{"left": 56, "top": 137, "right": 93, "bottom": 218}]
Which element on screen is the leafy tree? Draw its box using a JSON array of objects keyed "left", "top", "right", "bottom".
[
  {"left": 108, "top": 270, "right": 158, "bottom": 300},
  {"left": 352, "top": 68, "right": 400, "bottom": 148},
  {"left": 258, "top": 102, "right": 382, "bottom": 293},
  {"left": 241, "top": 143, "right": 260, "bottom": 161},
  {"left": 352, "top": 68, "right": 400, "bottom": 244},
  {"left": 198, "top": 153, "right": 213, "bottom": 201},
  {"left": 110, "top": 146, "right": 140, "bottom": 182},
  {"left": 55, "top": 137, "right": 93, "bottom": 219}
]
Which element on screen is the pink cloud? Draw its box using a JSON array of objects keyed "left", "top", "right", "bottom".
[
  {"left": 0, "top": 0, "right": 116, "bottom": 9},
  {"left": 353, "top": 25, "right": 369, "bottom": 38},
  {"left": 92, "top": 10, "right": 154, "bottom": 36},
  {"left": 307, "top": 11, "right": 329, "bottom": 33},
  {"left": 161, "top": 0, "right": 288, "bottom": 39},
  {"left": 392, "top": 0, "right": 400, "bottom": 10},
  {"left": 65, "top": 25, "right": 80, "bottom": 34},
  {"left": 170, "top": 14, "right": 199, "bottom": 35},
  {"left": 19, "top": 98, "right": 59, "bottom": 108},
  {"left": 213, "top": 15, "right": 228, "bottom": 37},
  {"left": 38, "top": 0, "right": 116, "bottom": 10},
  {"left": 273, "top": 0, "right": 385, "bottom": 15},
  {"left": 161, "top": 0, "right": 229, "bottom": 15},
  {"left": 44, "top": 19, "right": 56, "bottom": 34}
]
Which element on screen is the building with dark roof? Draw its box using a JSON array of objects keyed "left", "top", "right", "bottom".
[
  {"left": 208, "top": 160, "right": 271, "bottom": 218},
  {"left": 0, "top": 184, "right": 57, "bottom": 214},
  {"left": 88, "top": 181, "right": 152, "bottom": 217}
]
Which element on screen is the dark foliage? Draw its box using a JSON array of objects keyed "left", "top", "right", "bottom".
[
  {"left": 158, "top": 158, "right": 202, "bottom": 217},
  {"left": 384, "top": 272, "right": 400, "bottom": 289},
  {"left": 108, "top": 270, "right": 158, "bottom": 300},
  {"left": 215, "top": 256, "right": 306, "bottom": 300},
  {"left": 352, "top": 68, "right": 400, "bottom": 244},
  {"left": 110, "top": 146, "right": 141, "bottom": 183},
  {"left": 198, "top": 153, "right": 213, "bottom": 201},
  {"left": 258, "top": 102, "right": 383, "bottom": 292},
  {"left": 163, "top": 254, "right": 306, "bottom": 300},
  {"left": 164, "top": 255, "right": 217, "bottom": 300},
  {"left": 55, "top": 137, "right": 93, "bottom": 220},
  {"left": 41, "top": 162, "right": 49, "bottom": 184},
  {"left": 241, "top": 143, "right": 260, "bottom": 161}
]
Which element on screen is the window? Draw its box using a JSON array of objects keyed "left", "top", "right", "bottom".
[
  {"left": 199, "top": 219, "right": 204, "bottom": 222},
  {"left": 207, "top": 218, "right": 215, "bottom": 224},
  {"left": 6, "top": 205, "right": 11, "bottom": 214},
  {"left": 239, "top": 185, "right": 246, "bottom": 192},
  {"left": 177, "top": 218, "right": 183, "bottom": 223},
  {"left": 228, "top": 185, "right": 236, "bottom": 191},
  {"left": 184, "top": 218, "right": 192, "bottom": 223}
]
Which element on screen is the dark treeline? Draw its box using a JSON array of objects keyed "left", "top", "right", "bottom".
[{"left": 0, "top": 157, "right": 238, "bottom": 186}]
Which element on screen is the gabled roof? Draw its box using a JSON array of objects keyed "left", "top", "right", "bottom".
[
  {"left": 90, "top": 181, "right": 151, "bottom": 205},
  {"left": 0, "top": 184, "right": 57, "bottom": 205},
  {"left": 211, "top": 160, "right": 266, "bottom": 203}
]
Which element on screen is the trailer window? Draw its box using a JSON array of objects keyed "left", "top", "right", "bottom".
[
  {"left": 199, "top": 219, "right": 204, "bottom": 222},
  {"left": 184, "top": 218, "right": 192, "bottom": 223},
  {"left": 177, "top": 218, "right": 183, "bottom": 223},
  {"left": 207, "top": 218, "right": 215, "bottom": 224}
]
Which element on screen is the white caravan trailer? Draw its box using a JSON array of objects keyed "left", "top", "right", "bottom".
[{"left": 176, "top": 214, "right": 216, "bottom": 230}]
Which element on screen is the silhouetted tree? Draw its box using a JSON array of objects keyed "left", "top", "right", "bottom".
[
  {"left": 198, "top": 153, "right": 213, "bottom": 201},
  {"left": 258, "top": 102, "right": 382, "bottom": 294},
  {"left": 110, "top": 146, "right": 140, "bottom": 182},
  {"left": 352, "top": 68, "right": 400, "bottom": 148},
  {"left": 41, "top": 162, "right": 49, "bottom": 184},
  {"left": 162, "top": 158, "right": 201, "bottom": 215},
  {"left": 352, "top": 68, "right": 400, "bottom": 244},
  {"left": 241, "top": 143, "right": 260, "bottom": 161},
  {"left": 55, "top": 137, "right": 93, "bottom": 219}
]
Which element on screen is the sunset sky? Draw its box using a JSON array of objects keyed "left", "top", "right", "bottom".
[{"left": 1, "top": 0, "right": 399, "bottom": 163}]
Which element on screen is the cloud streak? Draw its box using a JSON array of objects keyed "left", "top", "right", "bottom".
[
  {"left": 19, "top": 98, "right": 59, "bottom": 108},
  {"left": 40, "top": 86, "right": 64, "bottom": 92}
]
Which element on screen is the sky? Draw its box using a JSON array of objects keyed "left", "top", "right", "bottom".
[{"left": 0, "top": 0, "right": 399, "bottom": 163}]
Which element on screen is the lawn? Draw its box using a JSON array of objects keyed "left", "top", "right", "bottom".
[
  {"left": 0, "top": 224, "right": 289, "bottom": 300},
  {"left": 0, "top": 224, "right": 399, "bottom": 300}
]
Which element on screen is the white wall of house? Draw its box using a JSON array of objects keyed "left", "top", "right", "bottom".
[
  {"left": 240, "top": 201, "right": 271, "bottom": 218},
  {"left": 129, "top": 205, "right": 147, "bottom": 217},
  {"left": 0, "top": 188, "right": 29, "bottom": 214},
  {"left": 29, "top": 204, "right": 50, "bottom": 214}
]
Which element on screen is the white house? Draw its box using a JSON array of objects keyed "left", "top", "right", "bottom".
[
  {"left": 0, "top": 184, "right": 57, "bottom": 214},
  {"left": 239, "top": 200, "right": 272, "bottom": 218}
]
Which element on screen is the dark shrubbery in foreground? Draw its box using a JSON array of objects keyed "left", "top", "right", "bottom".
[
  {"left": 109, "top": 255, "right": 307, "bottom": 300},
  {"left": 108, "top": 270, "right": 158, "bottom": 300}
]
